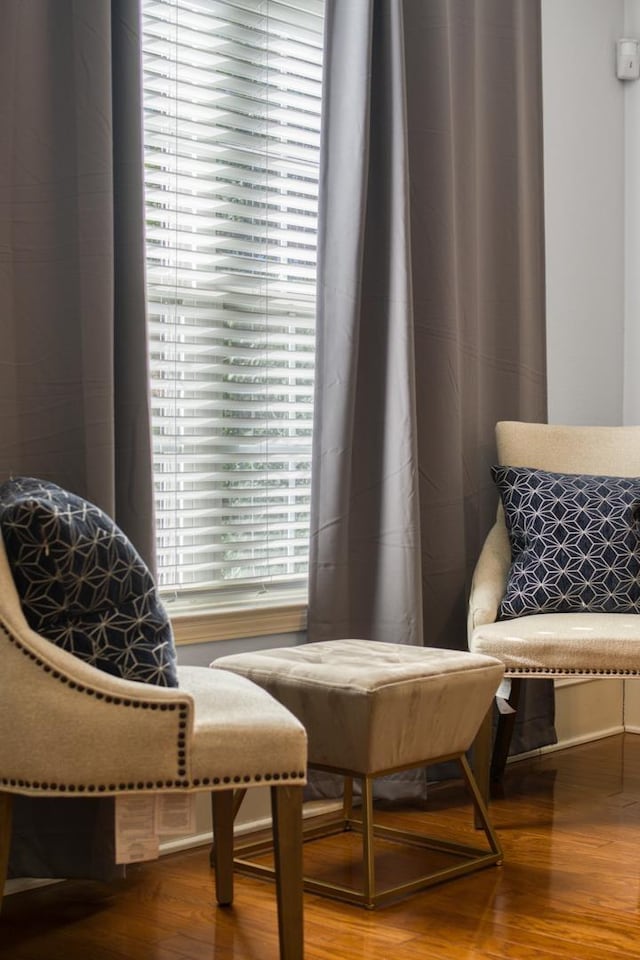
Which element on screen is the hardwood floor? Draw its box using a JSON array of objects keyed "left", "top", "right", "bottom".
[{"left": 2, "top": 733, "right": 640, "bottom": 959}]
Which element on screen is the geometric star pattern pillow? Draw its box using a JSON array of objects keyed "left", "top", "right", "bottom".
[
  {"left": 0, "top": 477, "right": 178, "bottom": 687},
  {"left": 492, "top": 465, "right": 640, "bottom": 619}
]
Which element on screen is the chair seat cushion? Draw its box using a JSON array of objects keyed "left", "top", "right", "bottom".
[
  {"left": 0, "top": 477, "right": 178, "bottom": 686},
  {"left": 212, "top": 639, "right": 504, "bottom": 774},
  {"left": 493, "top": 465, "right": 640, "bottom": 618},
  {"left": 471, "top": 611, "right": 640, "bottom": 675},
  {"left": 177, "top": 666, "right": 307, "bottom": 786}
]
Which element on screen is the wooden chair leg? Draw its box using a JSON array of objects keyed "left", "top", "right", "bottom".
[
  {"left": 209, "top": 788, "right": 246, "bottom": 870},
  {"left": 211, "top": 790, "right": 234, "bottom": 907},
  {"left": 491, "top": 678, "right": 522, "bottom": 783},
  {"left": 0, "top": 792, "right": 13, "bottom": 913},
  {"left": 271, "top": 784, "right": 303, "bottom": 960},
  {"left": 473, "top": 707, "right": 493, "bottom": 811}
]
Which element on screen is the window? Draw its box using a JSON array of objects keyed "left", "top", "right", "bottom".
[{"left": 141, "top": 0, "right": 324, "bottom": 619}]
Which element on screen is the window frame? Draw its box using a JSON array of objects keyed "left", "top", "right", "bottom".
[{"left": 141, "top": 0, "right": 324, "bottom": 637}]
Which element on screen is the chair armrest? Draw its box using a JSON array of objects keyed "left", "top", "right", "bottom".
[
  {"left": 467, "top": 518, "right": 511, "bottom": 637},
  {"left": 0, "top": 529, "right": 197, "bottom": 794},
  {"left": 0, "top": 612, "right": 195, "bottom": 794}
]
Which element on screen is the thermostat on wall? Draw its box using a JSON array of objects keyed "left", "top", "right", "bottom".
[{"left": 617, "top": 38, "right": 640, "bottom": 80}]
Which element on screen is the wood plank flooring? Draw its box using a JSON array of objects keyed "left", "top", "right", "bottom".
[{"left": 2, "top": 733, "right": 640, "bottom": 960}]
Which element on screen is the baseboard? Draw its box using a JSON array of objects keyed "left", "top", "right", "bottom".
[
  {"left": 508, "top": 724, "right": 625, "bottom": 765},
  {"left": 158, "top": 797, "right": 343, "bottom": 857}
]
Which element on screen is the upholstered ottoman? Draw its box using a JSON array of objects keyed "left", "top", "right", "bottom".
[{"left": 212, "top": 638, "right": 504, "bottom": 908}]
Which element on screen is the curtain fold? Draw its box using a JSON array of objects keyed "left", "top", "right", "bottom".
[
  {"left": 0, "top": 0, "right": 153, "bottom": 880},
  {"left": 309, "top": 0, "right": 423, "bottom": 650},
  {"left": 308, "top": 0, "right": 553, "bottom": 786}
]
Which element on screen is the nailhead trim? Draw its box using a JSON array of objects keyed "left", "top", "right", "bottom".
[
  {"left": 1, "top": 623, "right": 306, "bottom": 795},
  {"left": 508, "top": 667, "right": 640, "bottom": 676},
  {"left": 3, "top": 623, "right": 181, "bottom": 713},
  {"left": 0, "top": 770, "right": 307, "bottom": 793},
  {"left": 2, "top": 621, "right": 186, "bottom": 786}
]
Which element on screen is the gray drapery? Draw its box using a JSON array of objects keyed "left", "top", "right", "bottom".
[
  {"left": 308, "top": 0, "right": 554, "bottom": 789},
  {"left": 1, "top": 0, "right": 153, "bottom": 880}
]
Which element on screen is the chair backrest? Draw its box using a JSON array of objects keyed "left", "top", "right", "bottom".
[{"left": 496, "top": 422, "right": 640, "bottom": 477}]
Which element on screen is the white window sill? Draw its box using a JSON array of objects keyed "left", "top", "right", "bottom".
[{"left": 170, "top": 602, "right": 308, "bottom": 646}]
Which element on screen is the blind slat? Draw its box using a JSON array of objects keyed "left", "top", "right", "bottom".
[{"left": 143, "top": 0, "right": 323, "bottom": 596}]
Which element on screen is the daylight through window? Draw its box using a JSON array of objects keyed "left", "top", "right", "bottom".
[{"left": 142, "top": 0, "right": 324, "bottom": 606}]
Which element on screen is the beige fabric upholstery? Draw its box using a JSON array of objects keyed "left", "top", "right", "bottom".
[
  {"left": 468, "top": 421, "right": 640, "bottom": 677},
  {"left": 0, "top": 535, "right": 306, "bottom": 795},
  {"left": 495, "top": 421, "right": 640, "bottom": 476},
  {"left": 179, "top": 666, "right": 306, "bottom": 786},
  {"left": 213, "top": 639, "right": 504, "bottom": 774},
  {"left": 471, "top": 613, "right": 640, "bottom": 675}
]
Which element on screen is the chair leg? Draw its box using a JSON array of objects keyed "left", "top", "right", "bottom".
[
  {"left": 0, "top": 792, "right": 13, "bottom": 913},
  {"left": 473, "top": 707, "right": 493, "bottom": 812},
  {"left": 209, "top": 788, "right": 246, "bottom": 870},
  {"left": 491, "top": 678, "right": 522, "bottom": 783},
  {"left": 271, "top": 785, "right": 303, "bottom": 960},
  {"left": 211, "top": 790, "right": 235, "bottom": 907}
]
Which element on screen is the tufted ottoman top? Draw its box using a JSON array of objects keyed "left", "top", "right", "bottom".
[{"left": 212, "top": 639, "right": 504, "bottom": 775}]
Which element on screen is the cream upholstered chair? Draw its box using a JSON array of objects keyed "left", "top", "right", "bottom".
[
  {"left": 0, "top": 533, "right": 307, "bottom": 960},
  {"left": 468, "top": 421, "right": 640, "bottom": 804}
]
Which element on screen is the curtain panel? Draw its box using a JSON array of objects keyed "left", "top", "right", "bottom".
[
  {"left": 0, "top": 0, "right": 153, "bottom": 880},
  {"left": 308, "top": 0, "right": 553, "bottom": 764}
]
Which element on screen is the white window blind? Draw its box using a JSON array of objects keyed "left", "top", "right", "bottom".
[{"left": 141, "top": 0, "right": 324, "bottom": 605}]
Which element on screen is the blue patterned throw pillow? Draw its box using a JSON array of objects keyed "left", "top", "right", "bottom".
[
  {"left": 492, "top": 465, "right": 640, "bottom": 619},
  {"left": 0, "top": 477, "right": 178, "bottom": 687}
]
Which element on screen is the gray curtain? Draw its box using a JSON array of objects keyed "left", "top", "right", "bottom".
[
  {"left": 308, "top": 0, "right": 553, "bottom": 791},
  {"left": 1, "top": 0, "right": 153, "bottom": 879}
]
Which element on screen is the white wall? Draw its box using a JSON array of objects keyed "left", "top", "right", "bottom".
[
  {"left": 542, "top": 0, "right": 626, "bottom": 427},
  {"left": 624, "top": 0, "right": 640, "bottom": 423},
  {"left": 623, "top": 0, "right": 640, "bottom": 727}
]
